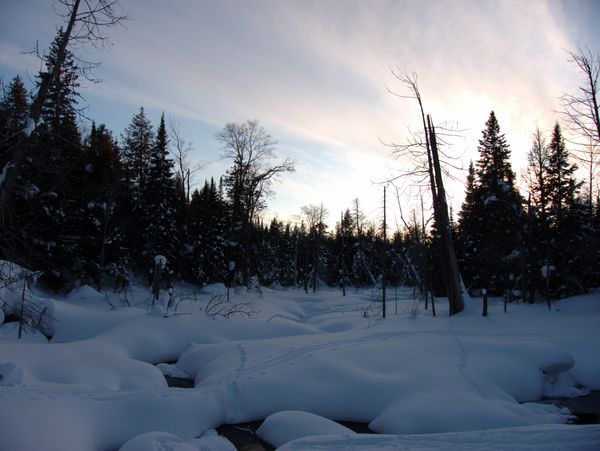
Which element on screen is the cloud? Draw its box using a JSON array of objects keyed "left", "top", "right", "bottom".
[{"left": 2, "top": 0, "right": 593, "bottom": 226}]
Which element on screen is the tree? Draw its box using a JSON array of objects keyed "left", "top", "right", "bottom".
[
  {"left": 1, "top": 28, "right": 89, "bottom": 289},
  {"left": 522, "top": 129, "right": 552, "bottom": 302},
  {"left": 84, "top": 123, "right": 126, "bottom": 289},
  {"left": 217, "top": 119, "right": 295, "bottom": 284},
  {"left": 168, "top": 118, "right": 204, "bottom": 204},
  {"left": 121, "top": 107, "right": 153, "bottom": 205},
  {"left": 186, "top": 179, "right": 228, "bottom": 285},
  {"left": 559, "top": 47, "right": 600, "bottom": 209},
  {"left": 301, "top": 203, "right": 328, "bottom": 292},
  {"left": 386, "top": 71, "right": 464, "bottom": 314},
  {"left": 467, "top": 112, "right": 523, "bottom": 294},
  {"left": 0, "top": 0, "right": 125, "bottom": 226},
  {"left": 545, "top": 122, "right": 585, "bottom": 295},
  {"left": 141, "top": 114, "right": 179, "bottom": 272},
  {"left": 1, "top": 76, "right": 29, "bottom": 141},
  {"left": 456, "top": 161, "right": 481, "bottom": 289},
  {"left": 119, "top": 107, "right": 154, "bottom": 268}
]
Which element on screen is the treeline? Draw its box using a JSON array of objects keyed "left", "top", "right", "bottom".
[
  {"left": 0, "top": 31, "right": 399, "bottom": 292},
  {"left": 1, "top": 29, "right": 599, "bottom": 301}
]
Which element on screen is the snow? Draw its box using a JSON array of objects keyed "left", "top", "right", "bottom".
[
  {"left": 155, "top": 254, "right": 167, "bottom": 269},
  {"left": 120, "top": 430, "right": 235, "bottom": 451},
  {"left": 0, "top": 162, "right": 13, "bottom": 189},
  {"left": 257, "top": 411, "right": 356, "bottom": 447},
  {"left": 22, "top": 117, "right": 36, "bottom": 136},
  {"left": 279, "top": 424, "right": 600, "bottom": 450},
  {"left": 0, "top": 282, "right": 599, "bottom": 450}
]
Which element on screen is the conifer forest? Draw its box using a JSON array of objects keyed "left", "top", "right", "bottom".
[
  {"left": 1, "top": 24, "right": 599, "bottom": 305},
  {"left": 1, "top": 2, "right": 600, "bottom": 450}
]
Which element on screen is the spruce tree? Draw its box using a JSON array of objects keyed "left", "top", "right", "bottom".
[
  {"left": 141, "top": 113, "right": 179, "bottom": 272},
  {"left": 459, "top": 111, "right": 524, "bottom": 295},
  {"left": 456, "top": 161, "right": 482, "bottom": 290},
  {"left": 120, "top": 107, "right": 154, "bottom": 266},
  {"left": 545, "top": 122, "right": 585, "bottom": 295},
  {"left": 186, "top": 179, "right": 228, "bottom": 285},
  {"left": 9, "top": 29, "right": 87, "bottom": 288},
  {"left": 1, "top": 75, "right": 29, "bottom": 139}
]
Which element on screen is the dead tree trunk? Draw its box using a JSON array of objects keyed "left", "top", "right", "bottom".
[
  {"left": 0, "top": 0, "right": 81, "bottom": 226},
  {"left": 427, "top": 115, "right": 464, "bottom": 315}
]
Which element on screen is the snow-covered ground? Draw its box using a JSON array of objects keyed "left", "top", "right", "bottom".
[{"left": 1, "top": 275, "right": 599, "bottom": 450}]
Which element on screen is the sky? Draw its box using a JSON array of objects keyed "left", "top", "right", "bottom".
[{"left": 1, "top": 0, "right": 599, "bottom": 229}]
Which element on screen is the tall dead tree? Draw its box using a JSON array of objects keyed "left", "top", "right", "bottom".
[
  {"left": 0, "top": 0, "right": 126, "bottom": 227},
  {"left": 385, "top": 71, "right": 464, "bottom": 315},
  {"left": 560, "top": 47, "right": 600, "bottom": 205},
  {"left": 427, "top": 115, "right": 463, "bottom": 315}
]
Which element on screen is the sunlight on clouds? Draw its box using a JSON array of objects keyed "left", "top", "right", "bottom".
[{"left": 2, "top": 0, "right": 595, "bottom": 227}]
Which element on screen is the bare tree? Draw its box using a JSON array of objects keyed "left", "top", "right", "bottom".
[
  {"left": 559, "top": 47, "right": 600, "bottom": 206},
  {"left": 217, "top": 119, "right": 295, "bottom": 284},
  {"left": 168, "top": 118, "right": 206, "bottom": 202},
  {"left": 0, "top": 0, "right": 126, "bottom": 226},
  {"left": 218, "top": 120, "right": 295, "bottom": 226},
  {"left": 301, "top": 203, "right": 328, "bottom": 292},
  {"left": 523, "top": 127, "right": 550, "bottom": 215},
  {"left": 384, "top": 71, "right": 464, "bottom": 315}
]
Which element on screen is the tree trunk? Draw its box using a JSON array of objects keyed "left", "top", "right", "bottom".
[
  {"left": 427, "top": 115, "right": 464, "bottom": 315},
  {"left": 0, "top": 0, "right": 81, "bottom": 225}
]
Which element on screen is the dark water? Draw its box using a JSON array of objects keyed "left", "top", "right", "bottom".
[
  {"left": 553, "top": 390, "right": 600, "bottom": 425},
  {"left": 215, "top": 420, "right": 372, "bottom": 451},
  {"left": 216, "top": 422, "right": 274, "bottom": 451}
]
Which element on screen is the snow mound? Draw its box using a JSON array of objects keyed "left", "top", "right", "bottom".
[
  {"left": 119, "top": 430, "right": 235, "bottom": 451},
  {"left": 257, "top": 410, "right": 356, "bottom": 448},
  {"left": 156, "top": 362, "right": 190, "bottom": 379},
  {"left": 369, "top": 389, "right": 570, "bottom": 434},
  {"left": 0, "top": 321, "right": 48, "bottom": 342},
  {"left": 280, "top": 424, "right": 600, "bottom": 451},
  {"left": 65, "top": 285, "right": 104, "bottom": 302},
  {"left": 0, "top": 362, "right": 25, "bottom": 386}
]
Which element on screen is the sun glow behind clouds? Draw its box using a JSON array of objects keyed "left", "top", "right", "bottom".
[{"left": 1, "top": 0, "right": 598, "bottom": 227}]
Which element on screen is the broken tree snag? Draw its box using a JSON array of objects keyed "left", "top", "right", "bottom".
[{"left": 427, "top": 115, "right": 464, "bottom": 315}]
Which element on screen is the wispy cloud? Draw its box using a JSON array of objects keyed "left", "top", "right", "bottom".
[{"left": 1, "top": 0, "right": 596, "bottom": 224}]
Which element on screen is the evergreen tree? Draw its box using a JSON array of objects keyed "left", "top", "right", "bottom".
[
  {"left": 186, "top": 178, "right": 228, "bottom": 285},
  {"left": 141, "top": 113, "right": 179, "bottom": 272},
  {"left": 120, "top": 107, "right": 154, "bottom": 266},
  {"left": 456, "top": 161, "right": 481, "bottom": 290},
  {"left": 83, "top": 123, "right": 127, "bottom": 289},
  {"left": 121, "top": 107, "right": 153, "bottom": 205},
  {"left": 545, "top": 122, "right": 585, "bottom": 295},
  {"left": 458, "top": 111, "right": 524, "bottom": 294},
  {"left": 6, "top": 29, "right": 88, "bottom": 288},
  {"left": 1, "top": 75, "right": 29, "bottom": 139}
]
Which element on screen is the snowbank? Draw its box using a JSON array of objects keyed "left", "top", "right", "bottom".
[
  {"left": 279, "top": 424, "right": 600, "bottom": 451},
  {"left": 119, "top": 430, "right": 235, "bottom": 451},
  {"left": 257, "top": 410, "right": 356, "bottom": 447},
  {"left": 0, "top": 285, "right": 598, "bottom": 450}
]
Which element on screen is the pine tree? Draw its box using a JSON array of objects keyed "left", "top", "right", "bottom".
[
  {"left": 83, "top": 123, "right": 127, "bottom": 289},
  {"left": 456, "top": 161, "right": 481, "bottom": 290},
  {"left": 186, "top": 179, "right": 228, "bottom": 285},
  {"left": 6, "top": 29, "right": 88, "bottom": 288},
  {"left": 545, "top": 122, "right": 584, "bottom": 295},
  {"left": 459, "top": 111, "right": 524, "bottom": 295},
  {"left": 1, "top": 75, "right": 29, "bottom": 139},
  {"left": 120, "top": 107, "right": 154, "bottom": 266},
  {"left": 141, "top": 113, "right": 179, "bottom": 272}
]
